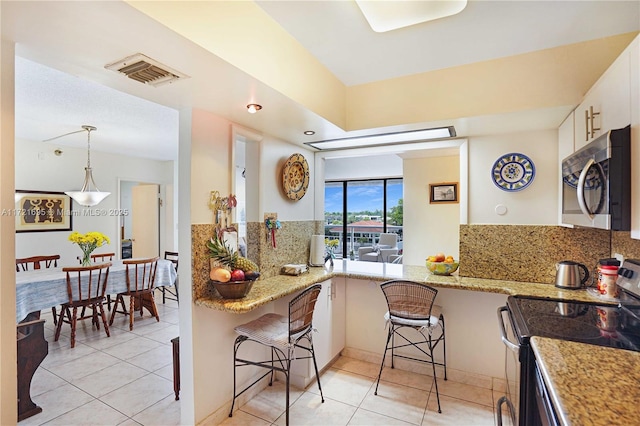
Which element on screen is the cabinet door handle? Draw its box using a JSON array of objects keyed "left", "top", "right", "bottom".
[
  {"left": 589, "top": 105, "right": 600, "bottom": 136},
  {"left": 585, "top": 109, "right": 590, "bottom": 141}
]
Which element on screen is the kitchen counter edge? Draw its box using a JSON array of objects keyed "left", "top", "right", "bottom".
[
  {"left": 531, "top": 336, "right": 640, "bottom": 426},
  {"left": 194, "top": 262, "right": 609, "bottom": 314}
]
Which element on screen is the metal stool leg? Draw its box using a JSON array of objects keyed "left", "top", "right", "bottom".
[
  {"left": 374, "top": 326, "right": 393, "bottom": 395},
  {"left": 308, "top": 336, "right": 325, "bottom": 403},
  {"left": 429, "top": 332, "right": 442, "bottom": 413}
]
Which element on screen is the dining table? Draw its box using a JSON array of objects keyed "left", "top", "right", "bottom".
[{"left": 15, "top": 258, "right": 178, "bottom": 323}]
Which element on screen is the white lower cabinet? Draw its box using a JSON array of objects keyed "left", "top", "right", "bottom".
[{"left": 276, "top": 278, "right": 345, "bottom": 388}]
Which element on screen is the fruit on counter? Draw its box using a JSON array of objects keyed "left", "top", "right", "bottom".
[
  {"left": 210, "top": 267, "right": 231, "bottom": 283},
  {"left": 207, "top": 232, "right": 259, "bottom": 272},
  {"left": 426, "top": 253, "right": 456, "bottom": 263},
  {"left": 230, "top": 269, "right": 245, "bottom": 281}
]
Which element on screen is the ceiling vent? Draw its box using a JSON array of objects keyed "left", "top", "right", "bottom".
[{"left": 105, "top": 53, "right": 189, "bottom": 87}]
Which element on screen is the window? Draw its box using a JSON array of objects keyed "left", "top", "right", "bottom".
[{"left": 324, "top": 179, "right": 403, "bottom": 259}]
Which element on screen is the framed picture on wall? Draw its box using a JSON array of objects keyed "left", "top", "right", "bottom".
[
  {"left": 429, "top": 182, "right": 458, "bottom": 204},
  {"left": 15, "top": 190, "right": 73, "bottom": 232}
]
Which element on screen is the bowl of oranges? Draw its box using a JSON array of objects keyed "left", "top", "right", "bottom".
[{"left": 426, "top": 253, "right": 459, "bottom": 276}]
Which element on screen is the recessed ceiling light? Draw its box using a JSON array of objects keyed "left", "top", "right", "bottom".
[
  {"left": 356, "top": 0, "right": 467, "bottom": 32},
  {"left": 304, "top": 131, "right": 315, "bottom": 135},
  {"left": 304, "top": 126, "right": 456, "bottom": 151},
  {"left": 247, "top": 104, "right": 262, "bottom": 114}
]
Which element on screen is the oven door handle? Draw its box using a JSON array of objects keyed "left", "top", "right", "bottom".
[{"left": 497, "top": 306, "right": 520, "bottom": 354}]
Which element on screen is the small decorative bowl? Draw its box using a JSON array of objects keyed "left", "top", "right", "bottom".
[
  {"left": 426, "top": 261, "right": 459, "bottom": 276},
  {"left": 210, "top": 279, "right": 254, "bottom": 299}
]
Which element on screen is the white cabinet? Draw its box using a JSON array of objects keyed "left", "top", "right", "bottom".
[
  {"left": 629, "top": 36, "right": 640, "bottom": 239},
  {"left": 312, "top": 278, "right": 346, "bottom": 371},
  {"left": 574, "top": 46, "right": 631, "bottom": 150},
  {"left": 283, "top": 279, "right": 345, "bottom": 388},
  {"left": 558, "top": 111, "right": 574, "bottom": 226}
]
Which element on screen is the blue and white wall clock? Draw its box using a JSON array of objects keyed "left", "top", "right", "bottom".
[{"left": 491, "top": 153, "right": 535, "bottom": 192}]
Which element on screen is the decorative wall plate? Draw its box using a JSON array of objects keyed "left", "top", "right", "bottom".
[
  {"left": 491, "top": 153, "right": 535, "bottom": 192},
  {"left": 282, "top": 153, "right": 310, "bottom": 201}
]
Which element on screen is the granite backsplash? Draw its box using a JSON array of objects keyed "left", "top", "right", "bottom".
[
  {"left": 192, "top": 223, "right": 640, "bottom": 300},
  {"left": 192, "top": 221, "right": 323, "bottom": 300},
  {"left": 460, "top": 225, "right": 640, "bottom": 284}
]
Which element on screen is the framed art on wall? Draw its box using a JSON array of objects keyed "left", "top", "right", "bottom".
[
  {"left": 429, "top": 182, "right": 458, "bottom": 204},
  {"left": 15, "top": 190, "right": 73, "bottom": 232}
]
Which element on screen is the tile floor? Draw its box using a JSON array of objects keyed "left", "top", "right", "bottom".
[
  {"left": 25, "top": 295, "right": 498, "bottom": 425},
  {"left": 24, "top": 292, "right": 181, "bottom": 426},
  {"left": 222, "top": 354, "right": 498, "bottom": 426}
]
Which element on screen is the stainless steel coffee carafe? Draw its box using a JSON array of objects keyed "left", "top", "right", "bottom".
[{"left": 555, "top": 260, "right": 590, "bottom": 289}]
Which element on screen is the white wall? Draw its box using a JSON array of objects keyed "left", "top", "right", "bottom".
[
  {"left": 324, "top": 154, "right": 402, "bottom": 180},
  {"left": 189, "top": 109, "right": 317, "bottom": 423},
  {"left": 260, "top": 135, "right": 316, "bottom": 221},
  {"left": 15, "top": 138, "right": 174, "bottom": 265},
  {"left": 468, "top": 129, "right": 558, "bottom": 225},
  {"left": 403, "top": 155, "right": 460, "bottom": 266}
]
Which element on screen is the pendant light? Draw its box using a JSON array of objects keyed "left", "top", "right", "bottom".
[{"left": 65, "top": 125, "right": 110, "bottom": 207}]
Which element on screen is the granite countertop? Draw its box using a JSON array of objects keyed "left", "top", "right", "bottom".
[
  {"left": 531, "top": 337, "right": 640, "bottom": 426},
  {"left": 194, "top": 260, "right": 614, "bottom": 313}
]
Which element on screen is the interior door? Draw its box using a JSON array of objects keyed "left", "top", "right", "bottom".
[{"left": 131, "top": 184, "right": 159, "bottom": 258}]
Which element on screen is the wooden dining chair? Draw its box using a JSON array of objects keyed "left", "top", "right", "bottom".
[
  {"left": 78, "top": 252, "right": 116, "bottom": 310},
  {"left": 54, "top": 262, "right": 112, "bottom": 348},
  {"left": 109, "top": 257, "right": 160, "bottom": 330},
  {"left": 161, "top": 251, "right": 179, "bottom": 304},
  {"left": 15, "top": 254, "right": 60, "bottom": 272},
  {"left": 16, "top": 255, "right": 61, "bottom": 325}
]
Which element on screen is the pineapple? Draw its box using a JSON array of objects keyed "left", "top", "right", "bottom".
[{"left": 207, "top": 232, "right": 259, "bottom": 272}]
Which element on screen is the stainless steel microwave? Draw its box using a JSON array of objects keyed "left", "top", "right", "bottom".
[{"left": 561, "top": 125, "right": 631, "bottom": 230}]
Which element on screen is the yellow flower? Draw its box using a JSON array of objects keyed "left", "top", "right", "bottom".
[
  {"left": 325, "top": 238, "right": 339, "bottom": 248},
  {"left": 69, "top": 231, "right": 110, "bottom": 265}
]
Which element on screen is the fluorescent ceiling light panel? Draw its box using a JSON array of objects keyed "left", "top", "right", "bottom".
[
  {"left": 356, "top": 0, "right": 468, "bottom": 33},
  {"left": 305, "top": 126, "right": 456, "bottom": 151}
]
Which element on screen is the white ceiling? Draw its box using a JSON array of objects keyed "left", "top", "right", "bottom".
[{"left": 4, "top": 1, "right": 640, "bottom": 161}]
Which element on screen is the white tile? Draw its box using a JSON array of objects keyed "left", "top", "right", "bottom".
[
  {"left": 348, "top": 408, "right": 415, "bottom": 425},
  {"left": 239, "top": 380, "right": 304, "bottom": 423},
  {"left": 71, "top": 361, "right": 148, "bottom": 398},
  {"left": 44, "top": 399, "right": 128, "bottom": 425},
  {"left": 435, "top": 379, "right": 494, "bottom": 408},
  {"left": 41, "top": 342, "right": 98, "bottom": 369},
  {"left": 220, "top": 410, "right": 272, "bottom": 425},
  {"left": 99, "top": 373, "right": 173, "bottom": 417},
  {"left": 273, "top": 391, "right": 356, "bottom": 426},
  {"left": 102, "top": 336, "right": 163, "bottom": 360},
  {"left": 47, "top": 350, "right": 120, "bottom": 382},
  {"left": 422, "top": 394, "right": 496, "bottom": 425},
  {"left": 131, "top": 394, "right": 181, "bottom": 426},
  {"left": 359, "top": 380, "right": 428, "bottom": 425},
  {"left": 18, "top": 383, "right": 94, "bottom": 426},
  {"left": 126, "top": 345, "right": 173, "bottom": 372},
  {"left": 306, "top": 368, "right": 374, "bottom": 407},
  {"left": 30, "top": 366, "right": 67, "bottom": 397}
]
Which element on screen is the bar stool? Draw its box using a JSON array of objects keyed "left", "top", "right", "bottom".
[
  {"left": 229, "top": 284, "right": 325, "bottom": 425},
  {"left": 374, "top": 280, "right": 447, "bottom": 413}
]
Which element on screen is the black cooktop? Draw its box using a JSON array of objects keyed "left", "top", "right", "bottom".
[{"left": 507, "top": 294, "right": 640, "bottom": 352}]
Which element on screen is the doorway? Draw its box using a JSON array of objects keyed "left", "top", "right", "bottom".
[{"left": 119, "top": 180, "right": 161, "bottom": 258}]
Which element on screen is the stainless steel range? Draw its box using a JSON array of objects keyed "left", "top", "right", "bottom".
[{"left": 496, "top": 259, "right": 640, "bottom": 426}]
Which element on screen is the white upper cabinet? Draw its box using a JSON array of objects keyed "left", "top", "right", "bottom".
[
  {"left": 574, "top": 43, "right": 632, "bottom": 150},
  {"left": 629, "top": 36, "right": 640, "bottom": 239},
  {"left": 558, "top": 111, "right": 574, "bottom": 226}
]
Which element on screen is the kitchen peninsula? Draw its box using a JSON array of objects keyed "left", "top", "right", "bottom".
[
  {"left": 195, "top": 260, "right": 616, "bottom": 314},
  {"left": 193, "top": 260, "right": 614, "bottom": 424}
]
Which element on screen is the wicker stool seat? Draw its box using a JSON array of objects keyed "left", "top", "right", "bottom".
[
  {"left": 374, "top": 280, "right": 447, "bottom": 413},
  {"left": 229, "top": 284, "right": 325, "bottom": 425}
]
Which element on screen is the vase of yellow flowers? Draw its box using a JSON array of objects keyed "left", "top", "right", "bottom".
[{"left": 69, "top": 231, "right": 110, "bottom": 266}]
